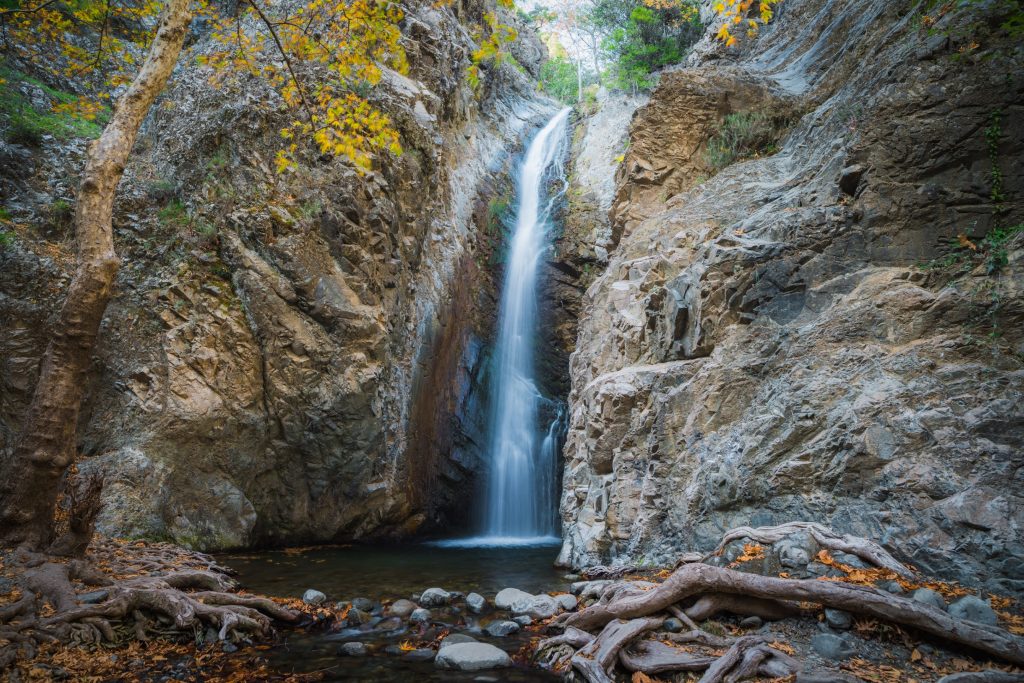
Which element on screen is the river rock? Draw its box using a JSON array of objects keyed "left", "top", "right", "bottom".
[
  {"left": 302, "top": 589, "right": 326, "bottom": 606},
  {"left": 912, "top": 588, "right": 947, "bottom": 612},
  {"left": 484, "top": 620, "right": 520, "bottom": 637},
  {"left": 466, "top": 592, "right": 486, "bottom": 613},
  {"left": 435, "top": 642, "right": 511, "bottom": 671},
  {"left": 824, "top": 609, "right": 853, "bottom": 630},
  {"left": 512, "top": 615, "right": 532, "bottom": 626},
  {"left": 810, "top": 633, "right": 856, "bottom": 661},
  {"left": 351, "top": 597, "right": 375, "bottom": 612},
  {"left": 663, "top": 617, "right": 685, "bottom": 633},
  {"left": 403, "top": 648, "right": 436, "bottom": 662},
  {"left": 338, "top": 642, "right": 368, "bottom": 657},
  {"left": 494, "top": 588, "right": 534, "bottom": 610},
  {"left": 388, "top": 599, "right": 418, "bottom": 618},
  {"left": 519, "top": 594, "right": 560, "bottom": 619},
  {"left": 555, "top": 594, "right": 578, "bottom": 611},
  {"left": 410, "top": 608, "right": 432, "bottom": 623},
  {"left": 419, "top": 588, "right": 452, "bottom": 607},
  {"left": 948, "top": 596, "right": 998, "bottom": 625},
  {"left": 739, "top": 616, "right": 763, "bottom": 629},
  {"left": 440, "top": 634, "right": 478, "bottom": 649}
]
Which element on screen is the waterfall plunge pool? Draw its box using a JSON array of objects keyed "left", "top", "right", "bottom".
[{"left": 219, "top": 543, "right": 567, "bottom": 680}]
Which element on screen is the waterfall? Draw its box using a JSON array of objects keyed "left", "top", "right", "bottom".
[{"left": 481, "top": 108, "right": 571, "bottom": 543}]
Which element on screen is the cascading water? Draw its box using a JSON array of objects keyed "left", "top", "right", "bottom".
[{"left": 480, "top": 108, "right": 571, "bottom": 543}]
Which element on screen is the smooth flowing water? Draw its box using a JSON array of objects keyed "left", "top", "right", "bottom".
[
  {"left": 221, "top": 544, "right": 566, "bottom": 680},
  {"left": 482, "top": 107, "right": 571, "bottom": 541}
]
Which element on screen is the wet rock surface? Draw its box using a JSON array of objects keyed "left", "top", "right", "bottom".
[
  {"left": 557, "top": 0, "right": 1024, "bottom": 595},
  {"left": 0, "top": 0, "right": 557, "bottom": 550}
]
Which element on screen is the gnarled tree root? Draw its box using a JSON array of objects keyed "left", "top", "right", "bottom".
[
  {"left": 704, "top": 522, "right": 913, "bottom": 578},
  {"left": 564, "top": 563, "right": 1024, "bottom": 665},
  {"left": 571, "top": 617, "right": 663, "bottom": 683}
]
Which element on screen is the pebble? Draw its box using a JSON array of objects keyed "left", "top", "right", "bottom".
[
  {"left": 466, "top": 592, "right": 487, "bottom": 614},
  {"left": 338, "top": 642, "right": 368, "bottom": 657},
  {"left": 302, "top": 589, "right": 327, "bottom": 606},
  {"left": 663, "top": 617, "right": 685, "bottom": 633},
  {"left": 824, "top": 608, "right": 852, "bottom": 630},
  {"left": 912, "top": 588, "right": 947, "bottom": 612},
  {"left": 351, "top": 597, "right": 375, "bottom": 612},
  {"left": 948, "top": 596, "right": 998, "bottom": 625},
  {"left": 388, "top": 598, "right": 418, "bottom": 618},
  {"left": 877, "top": 580, "right": 904, "bottom": 595},
  {"left": 810, "top": 633, "right": 856, "bottom": 661},
  {"left": 739, "top": 616, "right": 763, "bottom": 629},
  {"left": 484, "top": 620, "right": 520, "bottom": 637},
  {"left": 512, "top": 615, "right": 532, "bottom": 626}
]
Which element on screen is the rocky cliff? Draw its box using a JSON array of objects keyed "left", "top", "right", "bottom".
[
  {"left": 558, "top": 0, "right": 1024, "bottom": 595},
  {"left": 0, "top": 0, "right": 556, "bottom": 549}
]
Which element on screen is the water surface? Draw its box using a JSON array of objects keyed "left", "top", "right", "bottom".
[{"left": 221, "top": 543, "right": 566, "bottom": 681}]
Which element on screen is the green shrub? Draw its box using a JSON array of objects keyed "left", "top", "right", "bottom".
[
  {"left": 0, "top": 67, "right": 108, "bottom": 145},
  {"left": 158, "top": 199, "right": 190, "bottom": 230},
  {"left": 539, "top": 57, "right": 580, "bottom": 104},
  {"left": 703, "top": 112, "right": 786, "bottom": 173}
]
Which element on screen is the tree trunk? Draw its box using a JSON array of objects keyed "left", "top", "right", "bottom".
[{"left": 0, "top": 0, "right": 192, "bottom": 550}]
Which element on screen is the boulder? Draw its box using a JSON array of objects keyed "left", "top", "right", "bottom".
[
  {"left": 948, "top": 596, "right": 998, "bottom": 625},
  {"left": 435, "top": 642, "right": 511, "bottom": 671},
  {"left": 419, "top": 588, "right": 452, "bottom": 607},
  {"left": 494, "top": 587, "right": 534, "bottom": 610}
]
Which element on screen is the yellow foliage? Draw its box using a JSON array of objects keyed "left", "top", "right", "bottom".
[
  {"left": 712, "top": 0, "right": 782, "bottom": 45},
  {"left": 4, "top": 0, "right": 407, "bottom": 174}
]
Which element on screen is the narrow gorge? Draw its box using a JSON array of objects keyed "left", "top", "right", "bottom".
[{"left": 1, "top": 0, "right": 1022, "bottom": 680}]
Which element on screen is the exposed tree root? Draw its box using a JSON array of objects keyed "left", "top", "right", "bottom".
[
  {"left": 563, "top": 563, "right": 1024, "bottom": 664},
  {"left": 0, "top": 536, "right": 301, "bottom": 675},
  {"left": 535, "top": 524, "right": 1024, "bottom": 683},
  {"left": 705, "top": 522, "right": 913, "bottom": 578}
]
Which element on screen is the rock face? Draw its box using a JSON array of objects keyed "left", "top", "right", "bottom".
[
  {"left": 0, "top": 0, "right": 555, "bottom": 549},
  {"left": 558, "top": 0, "right": 1024, "bottom": 595}
]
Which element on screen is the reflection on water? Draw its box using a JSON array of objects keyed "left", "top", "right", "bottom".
[{"left": 220, "top": 543, "right": 566, "bottom": 681}]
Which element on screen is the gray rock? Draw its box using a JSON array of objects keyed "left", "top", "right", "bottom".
[
  {"left": 494, "top": 587, "right": 533, "bottom": 610},
  {"left": 338, "top": 642, "right": 368, "bottom": 657},
  {"left": 878, "top": 581, "right": 905, "bottom": 595},
  {"left": 810, "top": 633, "right": 856, "bottom": 661},
  {"left": 410, "top": 608, "right": 432, "bottom": 623},
  {"left": 419, "top": 587, "right": 452, "bottom": 607},
  {"left": 302, "top": 589, "right": 327, "bottom": 606},
  {"left": 512, "top": 615, "right": 533, "bottom": 626},
  {"left": 440, "top": 633, "right": 478, "bottom": 649},
  {"left": 948, "top": 596, "right": 998, "bottom": 625},
  {"left": 351, "top": 597, "right": 375, "bottom": 612},
  {"left": 663, "top": 617, "right": 685, "bottom": 633},
  {"left": 466, "top": 592, "right": 486, "bottom": 614},
  {"left": 739, "top": 616, "right": 763, "bottom": 629},
  {"left": 555, "top": 594, "right": 578, "bottom": 611},
  {"left": 435, "top": 642, "right": 511, "bottom": 671},
  {"left": 346, "top": 608, "right": 372, "bottom": 626},
  {"left": 77, "top": 590, "right": 110, "bottom": 604},
  {"left": 388, "top": 599, "right": 418, "bottom": 618},
  {"left": 519, "top": 594, "right": 560, "bottom": 619},
  {"left": 824, "top": 608, "right": 852, "bottom": 630},
  {"left": 912, "top": 588, "right": 947, "bottom": 612},
  {"left": 484, "top": 620, "right": 520, "bottom": 637},
  {"left": 403, "top": 648, "right": 436, "bottom": 662}
]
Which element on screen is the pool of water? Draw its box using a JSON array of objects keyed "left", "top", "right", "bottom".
[{"left": 219, "top": 541, "right": 567, "bottom": 681}]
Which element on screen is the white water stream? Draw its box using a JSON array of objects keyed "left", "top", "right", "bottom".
[{"left": 480, "top": 108, "right": 571, "bottom": 543}]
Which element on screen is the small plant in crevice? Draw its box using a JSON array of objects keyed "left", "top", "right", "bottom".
[{"left": 703, "top": 111, "right": 789, "bottom": 174}]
